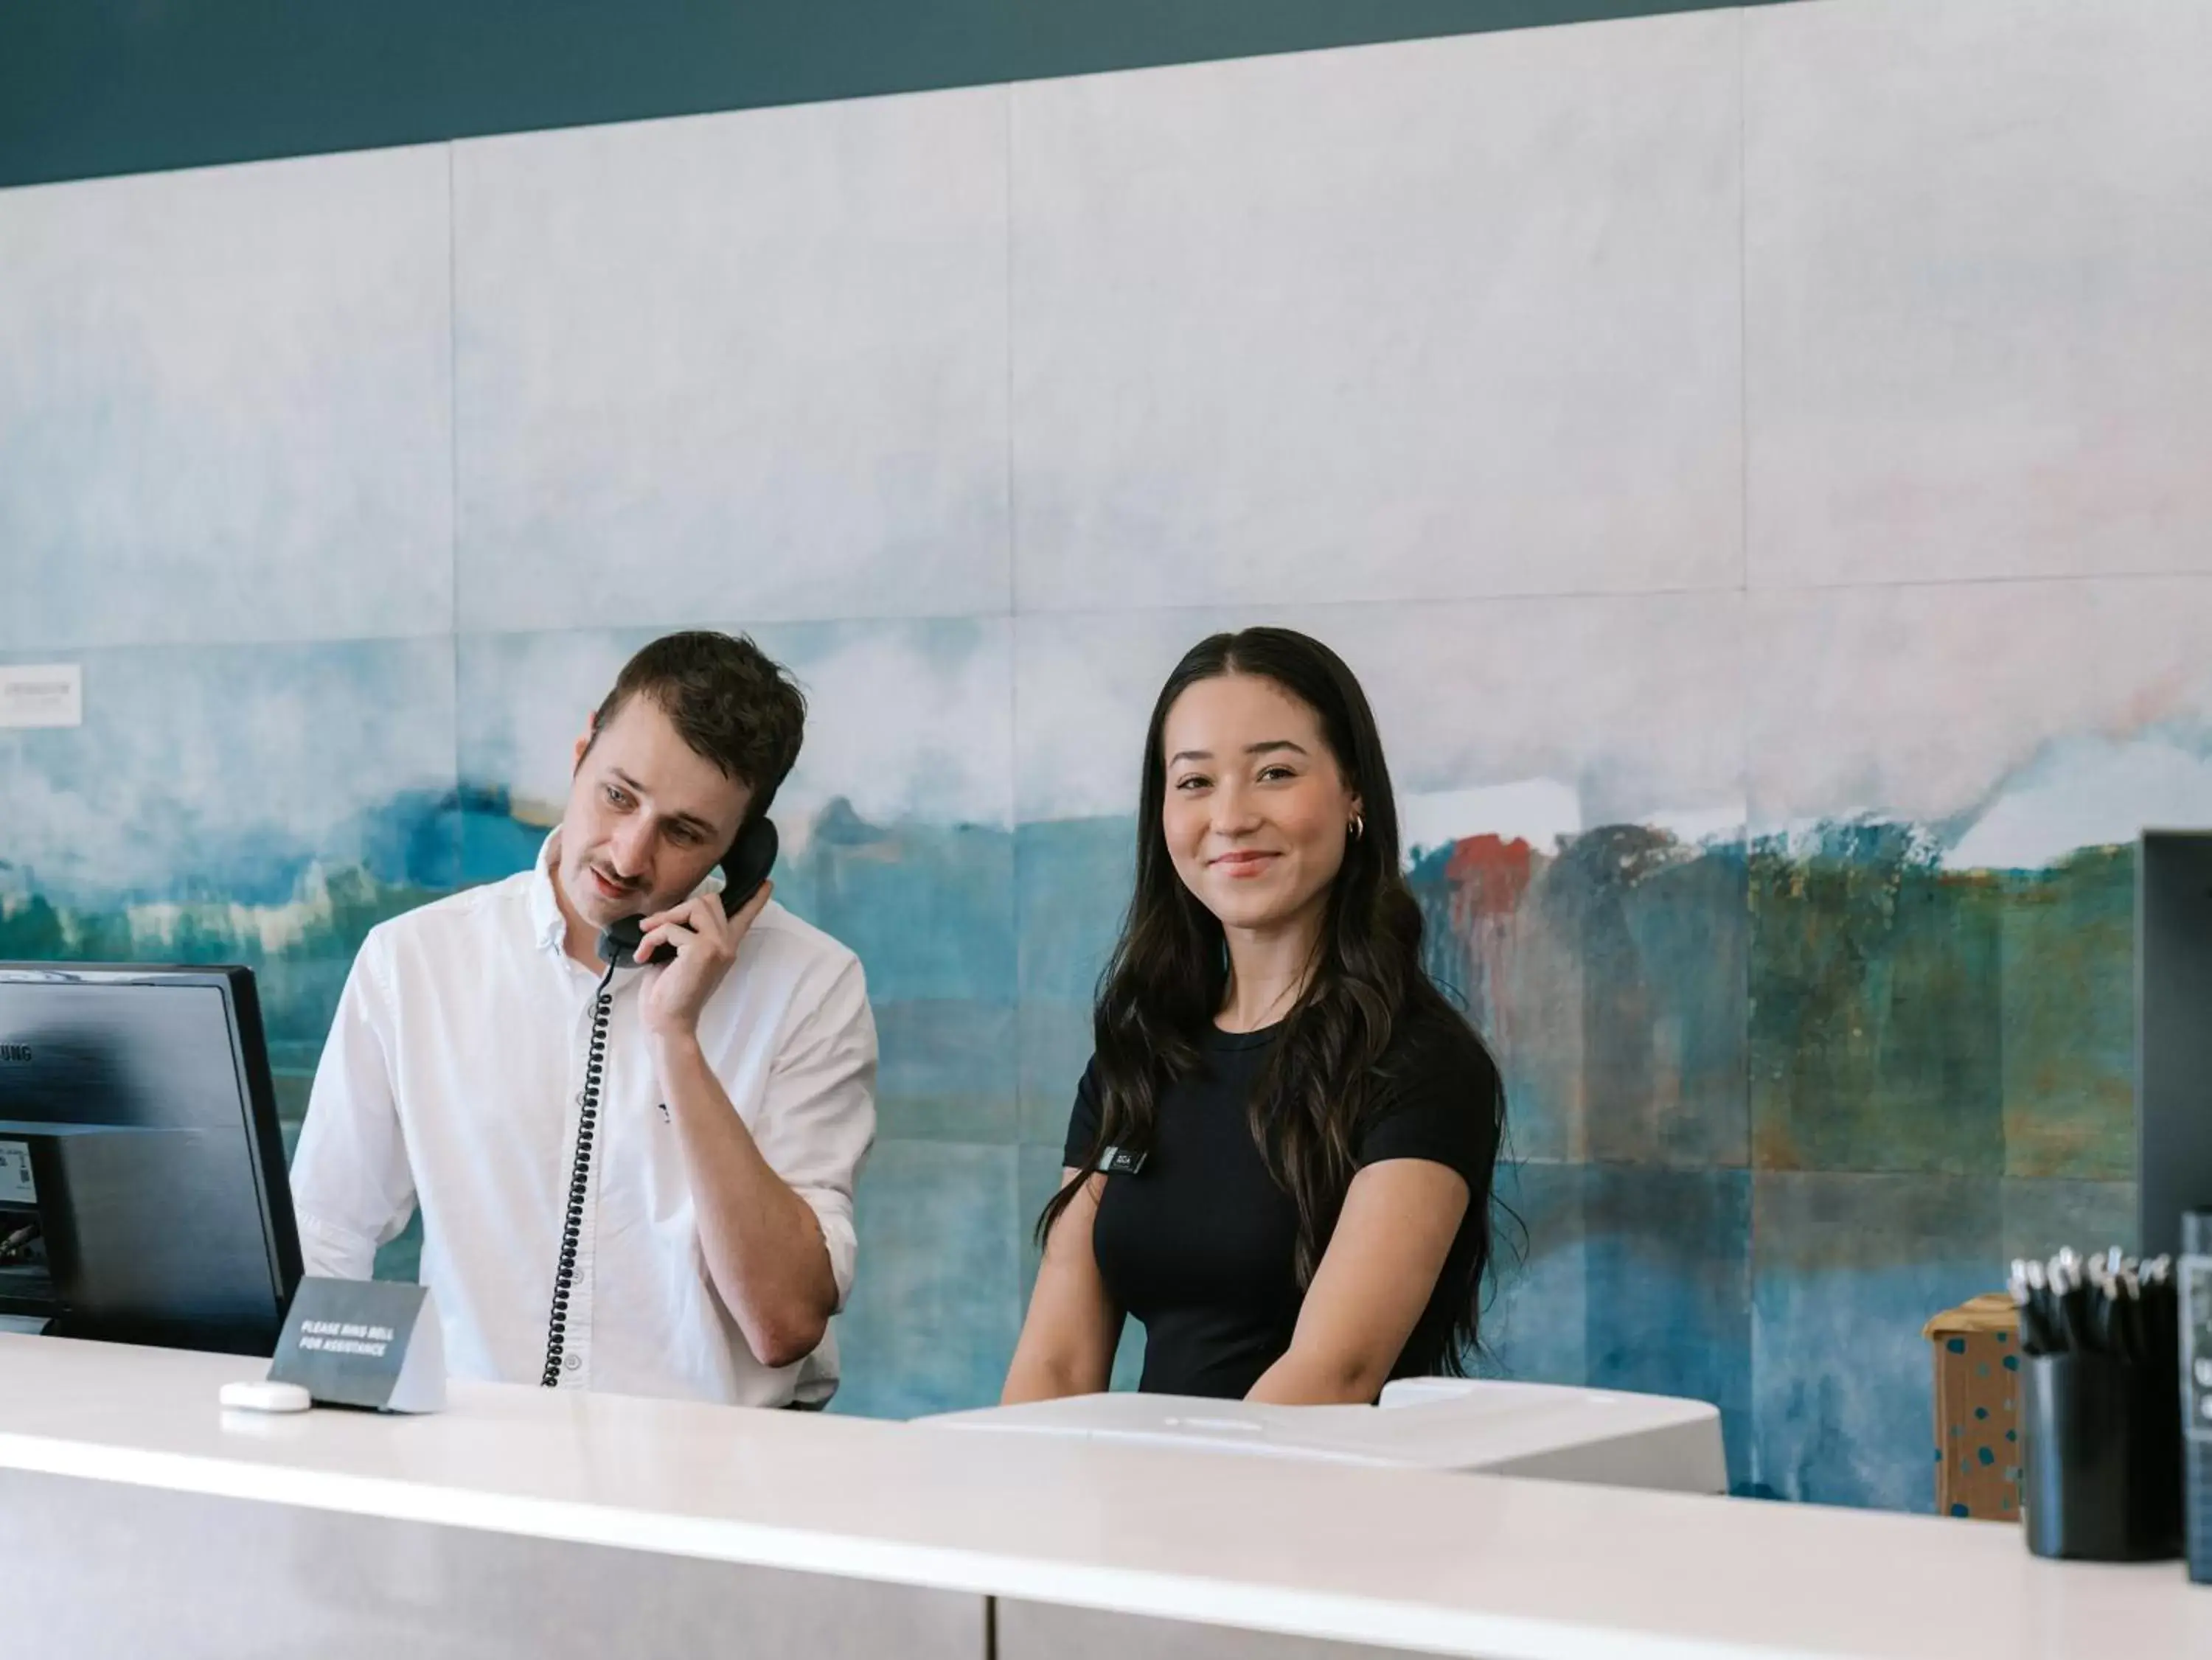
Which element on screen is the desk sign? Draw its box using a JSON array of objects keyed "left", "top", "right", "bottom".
[{"left": 268, "top": 1277, "right": 446, "bottom": 1413}]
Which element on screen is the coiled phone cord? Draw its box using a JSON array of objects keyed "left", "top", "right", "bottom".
[{"left": 541, "top": 960, "right": 617, "bottom": 1387}]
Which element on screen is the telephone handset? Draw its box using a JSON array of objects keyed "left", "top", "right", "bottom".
[
  {"left": 594, "top": 816, "right": 779, "bottom": 970},
  {"left": 544, "top": 814, "right": 779, "bottom": 1387}
]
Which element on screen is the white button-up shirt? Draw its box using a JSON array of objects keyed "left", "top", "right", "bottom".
[{"left": 289, "top": 833, "right": 877, "bottom": 1406}]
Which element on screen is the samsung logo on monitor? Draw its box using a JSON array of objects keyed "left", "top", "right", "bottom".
[{"left": 0, "top": 1043, "right": 31, "bottom": 1064}]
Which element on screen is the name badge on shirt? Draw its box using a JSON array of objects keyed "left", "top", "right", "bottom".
[{"left": 1097, "top": 1145, "right": 1147, "bottom": 1176}]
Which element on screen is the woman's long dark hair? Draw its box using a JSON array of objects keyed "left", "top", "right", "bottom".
[{"left": 1039, "top": 627, "right": 1507, "bottom": 1375}]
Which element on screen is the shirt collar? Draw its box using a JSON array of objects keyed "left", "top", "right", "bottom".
[{"left": 528, "top": 829, "right": 570, "bottom": 954}]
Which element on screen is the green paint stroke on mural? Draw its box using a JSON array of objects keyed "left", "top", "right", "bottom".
[
  {"left": 1994, "top": 849, "right": 2133, "bottom": 1179},
  {"left": 0, "top": 865, "right": 448, "bottom": 1126},
  {"left": 1750, "top": 829, "right": 2130, "bottom": 1180}
]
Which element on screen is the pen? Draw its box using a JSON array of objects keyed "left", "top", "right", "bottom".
[
  {"left": 2056, "top": 1255, "right": 2096, "bottom": 1356},
  {"left": 2025, "top": 1259, "right": 2053, "bottom": 1357},
  {"left": 2115, "top": 1261, "right": 2142, "bottom": 1364},
  {"left": 2087, "top": 1260, "right": 2118, "bottom": 1356},
  {"left": 2011, "top": 1260, "right": 2056, "bottom": 1356}
]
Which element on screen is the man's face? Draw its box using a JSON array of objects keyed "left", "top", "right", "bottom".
[{"left": 558, "top": 695, "right": 752, "bottom": 929}]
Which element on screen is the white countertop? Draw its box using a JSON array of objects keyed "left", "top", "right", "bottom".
[
  {"left": 924, "top": 1376, "right": 1728, "bottom": 1493},
  {"left": 1, "top": 1334, "right": 2205, "bottom": 1659}
]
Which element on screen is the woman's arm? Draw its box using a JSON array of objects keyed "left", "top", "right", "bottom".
[
  {"left": 1001, "top": 1171, "right": 1125, "bottom": 1403},
  {"left": 1245, "top": 1159, "right": 1470, "bottom": 1405}
]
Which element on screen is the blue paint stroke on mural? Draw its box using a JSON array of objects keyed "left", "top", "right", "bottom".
[{"left": 0, "top": 776, "right": 2141, "bottom": 1493}]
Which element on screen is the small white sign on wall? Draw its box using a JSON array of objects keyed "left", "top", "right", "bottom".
[
  {"left": 0, "top": 663, "right": 82, "bottom": 728},
  {"left": 0, "top": 1140, "right": 34, "bottom": 1204}
]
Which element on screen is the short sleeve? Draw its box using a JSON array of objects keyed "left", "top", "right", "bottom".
[
  {"left": 751, "top": 952, "right": 878, "bottom": 1312},
  {"left": 1354, "top": 1024, "right": 1500, "bottom": 1189},
  {"left": 1060, "top": 1056, "right": 1105, "bottom": 1171}
]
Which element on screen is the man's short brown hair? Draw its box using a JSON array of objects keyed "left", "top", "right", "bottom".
[{"left": 591, "top": 632, "right": 807, "bottom": 817}]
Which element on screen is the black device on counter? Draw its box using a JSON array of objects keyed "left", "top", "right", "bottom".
[
  {"left": 2139, "top": 834, "right": 2212, "bottom": 1577},
  {"left": 0, "top": 962, "right": 302, "bottom": 1355},
  {"left": 2139, "top": 831, "right": 2212, "bottom": 1263},
  {"left": 2183, "top": 1210, "right": 2212, "bottom": 1584}
]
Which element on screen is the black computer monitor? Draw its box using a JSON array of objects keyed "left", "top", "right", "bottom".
[
  {"left": 2139, "top": 832, "right": 2212, "bottom": 1262},
  {"left": 0, "top": 962, "right": 302, "bottom": 1355}
]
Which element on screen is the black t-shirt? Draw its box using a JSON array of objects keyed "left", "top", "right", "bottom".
[{"left": 1062, "top": 1014, "right": 1500, "bottom": 1400}]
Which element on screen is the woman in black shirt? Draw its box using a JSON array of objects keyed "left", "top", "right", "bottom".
[{"left": 1002, "top": 627, "right": 1505, "bottom": 1405}]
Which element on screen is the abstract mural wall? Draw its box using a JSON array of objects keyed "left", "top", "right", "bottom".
[{"left": 6, "top": 0, "right": 2209, "bottom": 1510}]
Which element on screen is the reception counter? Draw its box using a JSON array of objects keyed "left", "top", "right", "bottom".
[{"left": 1, "top": 1333, "right": 2205, "bottom": 1659}]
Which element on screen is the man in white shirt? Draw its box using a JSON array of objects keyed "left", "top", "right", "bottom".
[{"left": 290, "top": 632, "right": 877, "bottom": 1407}]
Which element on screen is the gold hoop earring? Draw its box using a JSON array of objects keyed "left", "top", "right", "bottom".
[{"left": 1349, "top": 813, "right": 1365, "bottom": 842}]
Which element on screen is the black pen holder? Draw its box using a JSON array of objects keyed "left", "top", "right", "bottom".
[{"left": 2020, "top": 1352, "right": 2182, "bottom": 1560}]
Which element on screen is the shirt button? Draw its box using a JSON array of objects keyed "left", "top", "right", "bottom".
[{"left": 563, "top": 1354, "right": 582, "bottom": 1373}]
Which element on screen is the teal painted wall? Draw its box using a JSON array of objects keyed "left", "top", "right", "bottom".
[{"left": 0, "top": 0, "right": 1791, "bottom": 187}]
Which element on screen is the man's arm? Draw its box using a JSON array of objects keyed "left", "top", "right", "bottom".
[
  {"left": 289, "top": 942, "right": 418, "bottom": 1280},
  {"left": 637, "top": 889, "right": 877, "bottom": 1370}
]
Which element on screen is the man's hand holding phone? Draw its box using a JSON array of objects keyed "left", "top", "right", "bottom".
[{"left": 636, "top": 882, "right": 774, "bottom": 1045}]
